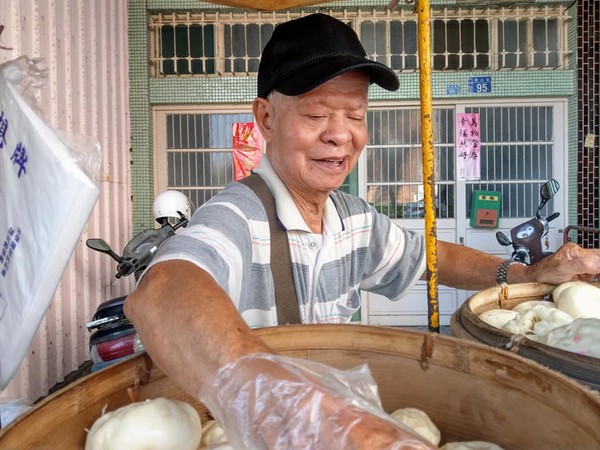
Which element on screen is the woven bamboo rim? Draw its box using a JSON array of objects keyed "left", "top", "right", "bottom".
[{"left": 451, "top": 282, "right": 600, "bottom": 390}]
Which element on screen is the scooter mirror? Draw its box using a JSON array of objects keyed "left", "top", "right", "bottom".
[
  {"left": 537, "top": 179, "right": 560, "bottom": 215},
  {"left": 496, "top": 231, "right": 512, "bottom": 247},
  {"left": 86, "top": 238, "right": 123, "bottom": 263},
  {"left": 86, "top": 238, "right": 111, "bottom": 252},
  {"left": 540, "top": 179, "right": 560, "bottom": 201}
]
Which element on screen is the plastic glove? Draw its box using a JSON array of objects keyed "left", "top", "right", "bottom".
[{"left": 199, "top": 353, "right": 436, "bottom": 450}]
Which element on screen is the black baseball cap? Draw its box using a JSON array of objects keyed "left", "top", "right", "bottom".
[{"left": 257, "top": 13, "right": 400, "bottom": 98}]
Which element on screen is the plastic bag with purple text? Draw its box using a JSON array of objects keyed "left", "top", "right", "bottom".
[{"left": 0, "top": 56, "right": 100, "bottom": 389}]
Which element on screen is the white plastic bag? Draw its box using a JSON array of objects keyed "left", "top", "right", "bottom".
[{"left": 0, "top": 56, "right": 100, "bottom": 389}]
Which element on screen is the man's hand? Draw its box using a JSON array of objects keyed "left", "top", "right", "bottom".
[
  {"left": 529, "top": 243, "right": 600, "bottom": 284},
  {"left": 200, "top": 353, "right": 437, "bottom": 450},
  {"left": 435, "top": 241, "right": 600, "bottom": 290}
]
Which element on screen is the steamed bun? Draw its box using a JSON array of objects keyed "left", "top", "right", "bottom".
[
  {"left": 85, "top": 397, "right": 201, "bottom": 450},
  {"left": 554, "top": 283, "right": 600, "bottom": 319},
  {"left": 478, "top": 309, "right": 519, "bottom": 329},
  {"left": 390, "top": 407, "right": 441, "bottom": 446}
]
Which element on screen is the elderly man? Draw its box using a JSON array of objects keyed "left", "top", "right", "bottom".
[{"left": 125, "top": 13, "right": 600, "bottom": 449}]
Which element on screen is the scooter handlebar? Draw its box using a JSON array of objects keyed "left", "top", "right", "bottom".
[{"left": 547, "top": 212, "right": 560, "bottom": 223}]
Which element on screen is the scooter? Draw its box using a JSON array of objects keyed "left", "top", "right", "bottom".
[
  {"left": 495, "top": 179, "right": 560, "bottom": 265},
  {"left": 85, "top": 191, "right": 192, "bottom": 370}
]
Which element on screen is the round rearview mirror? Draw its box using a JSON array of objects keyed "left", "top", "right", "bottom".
[
  {"left": 540, "top": 179, "right": 560, "bottom": 201},
  {"left": 86, "top": 238, "right": 112, "bottom": 253}
]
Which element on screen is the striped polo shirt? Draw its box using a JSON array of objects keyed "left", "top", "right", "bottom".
[{"left": 149, "top": 157, "right": 426, "bottom": 328}]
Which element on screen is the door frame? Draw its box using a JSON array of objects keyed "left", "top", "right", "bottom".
[{"left": 361, "top": 97, "right": 568, "bottom": 326}]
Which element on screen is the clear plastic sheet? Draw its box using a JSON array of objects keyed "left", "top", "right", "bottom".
[{"left": 199, "top": 353, "right": 436, "bottom": 450}]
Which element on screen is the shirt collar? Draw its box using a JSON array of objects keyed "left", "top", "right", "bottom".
[{"left": 253, "top": 156, "right": 343, "bottom": 233}]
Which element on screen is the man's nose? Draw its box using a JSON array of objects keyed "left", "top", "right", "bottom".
[{"left": 322, "top": 116, "right": 353, "bottom": 145}]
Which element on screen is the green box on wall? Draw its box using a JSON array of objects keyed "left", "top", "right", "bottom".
[{"left": 470, "top": 191, "right": 501, "bottom": 228}]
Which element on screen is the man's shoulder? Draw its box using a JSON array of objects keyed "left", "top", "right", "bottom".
[
  {"left": 207, "top": 180, "right": 263, "bottom": 206},
  {"left": 330, "top": 190, "right": 374, "bottom": 217},
  {"left": 193, "top": 180, "right": 267, "bottom": 224}
]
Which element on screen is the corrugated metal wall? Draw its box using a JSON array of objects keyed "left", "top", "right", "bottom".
[{"left": 0, "top": 0, "right": 132, "bottom": 404}]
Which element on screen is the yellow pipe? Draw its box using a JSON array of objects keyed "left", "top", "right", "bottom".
[{"left": 416, "top": 0, "right": 439, "bottom": 332}]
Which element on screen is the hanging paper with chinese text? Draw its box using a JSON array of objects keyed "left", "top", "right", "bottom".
[{"left": 456, "top": 113, "right": 481, "bottom": 181}]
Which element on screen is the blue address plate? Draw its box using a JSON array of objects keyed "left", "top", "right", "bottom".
[{"left": 468, "top": 76, "right": 492, "bottom": 93}]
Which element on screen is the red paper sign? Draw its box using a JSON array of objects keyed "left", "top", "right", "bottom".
[{"left": 232, "top": 122, "right": 263, "bottom": 181}]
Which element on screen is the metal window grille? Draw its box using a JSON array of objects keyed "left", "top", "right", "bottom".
[
  {"left": 150, "top": 13, "right": 217, "bottom": 75},
  {"left": 163, "top": 111, "right": 254, "bottom": 208},
  {"left": 159, "top": 106, "right": 456, "bottom": 216},
  {"left": 365, "top": 107, "right": 455, "bottom": 219},
  {"left": 223, "top": 22, "right": 275, "bottom": 74},
  {"left": 465, "top": 106, "right": 555, "bottom": 219},
  {"left": 433, "top": 18, "right": 490, "bottom": 70},
  {"left": 359, "top": 14, "right": 419, "bottom": 71},
  {"left": 158, "top": 105, "right": 555, "bottom": 222},
  {"left": 498, "top": 12, "right": 562, "bottom": 69},
  {"left": 149, "top": 6, "right": 570, "bottom": 77}
]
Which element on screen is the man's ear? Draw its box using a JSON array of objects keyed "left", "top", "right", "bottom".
[{"left": 252, "top": 97, "right": 273, "bottom": 141}]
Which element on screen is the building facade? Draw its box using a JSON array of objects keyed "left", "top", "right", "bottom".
[{"left": 0, "top": 0, "right": 597, "bottom": 404}]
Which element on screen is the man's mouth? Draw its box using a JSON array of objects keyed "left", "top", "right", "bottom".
[{"left": 319, "top": 158, "right": 344, "bottom": 167}]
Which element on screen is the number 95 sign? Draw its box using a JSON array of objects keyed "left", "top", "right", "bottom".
[{"left": 468, "top": 76, "right": 492, "bottom": 94}]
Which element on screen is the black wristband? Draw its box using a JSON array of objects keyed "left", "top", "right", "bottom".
[{"left": 496, "top": 260, "right": 525, "bottom": 285}]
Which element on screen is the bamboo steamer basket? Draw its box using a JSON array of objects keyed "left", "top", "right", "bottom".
[
  {"left": 451, "top": 282, "right": 600, "bottom": 390},
  {"left": 2, "top": 324, "right": 600, "bottom": 449}
]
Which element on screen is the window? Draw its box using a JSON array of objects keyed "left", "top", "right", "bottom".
[
  {"left": 150, "top": 13, "right": 279, "bottom": 77},
  {"left": 155, "top": 105, "right": 557, "bottom": 224},
  {"left": 155, "top": 106, "right": 456, "bottom": 218},
  {"left": 498, "top": 18, "right": 560, "bottom": 68},
  {"left": 433, "top": 19, "right": 490, "bottom": 70},
  {"left": 366, "top": 107, "right": 455, "bottom": 219},
  {"left": 156, "top": 110, "right": 254, "bottom": 208},
  {"left": 155, "top": 23, "right": 216, "bottom": 75},
  {"left": 498, "top": 20, "right": 528, "bottom": 68},
  {"left": 223, "top": 23, "right": 275, "bottom": 73},
  {"left": 149, "top": 7, "right": 570, "bottom": 77},
  {"left": 465, "top": 106, "right": 555, "bottom": 219},
  {"left": 360, "top": 19, "right": 418, "bottom": 71}
]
